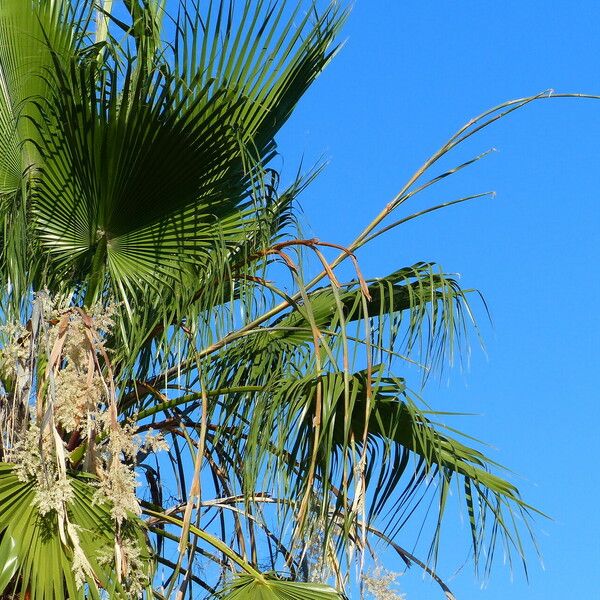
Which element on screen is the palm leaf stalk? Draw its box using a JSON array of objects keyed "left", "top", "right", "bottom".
[{"left": 0, "top": 1, "right": 596, "bottom": 599}]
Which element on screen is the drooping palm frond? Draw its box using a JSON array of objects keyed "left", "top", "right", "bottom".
[{"left": 122, "top": 254, "right": 533, "bottom": 593}]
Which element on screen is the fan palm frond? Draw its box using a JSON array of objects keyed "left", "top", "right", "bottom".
[{"left": 0, "top": 465, "right": 152, "bottom": 599}]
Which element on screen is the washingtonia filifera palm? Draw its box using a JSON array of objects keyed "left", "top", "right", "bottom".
[{"left": 0, "top": 1, "right": 581, "bottom": 599}]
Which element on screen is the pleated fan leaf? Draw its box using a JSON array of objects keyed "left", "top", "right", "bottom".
[
  {"left": 0, "top": 465, "right": 153, "bottom": 600},
  {"left": 220, "top": 573, "right": 345, "bottom": 600},
  {"left": 24, "top": 0, "right": 345, "bottom": 306}
]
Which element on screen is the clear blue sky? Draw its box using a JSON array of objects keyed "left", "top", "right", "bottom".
[{"left": 276, "top": 2, "right": 600, "bottom": 599}]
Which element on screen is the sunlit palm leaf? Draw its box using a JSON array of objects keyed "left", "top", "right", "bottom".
[
  {"left": 0, "top": 464, "right": 153, "bottom": 599},
  {"left": 27, "top": 1, "right": 345, "bottom": 304},
  {"left": 220, "top": 574, "right": 345, "bottom": 600},
  {"left": 0, "top": 0, "right": 79, "bottom": 308},
  {"left": 267, "top": 262, "right": 474, "bottom": 369}
]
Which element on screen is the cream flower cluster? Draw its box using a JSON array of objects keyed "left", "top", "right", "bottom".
[{"left": 0, "top": 294, "right": 166, "bottom": 594}]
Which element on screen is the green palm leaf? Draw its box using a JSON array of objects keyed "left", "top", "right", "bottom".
[
  {"left": 223, "top": 366, "right": 536, "bottom": 569},
  {"left": 220, "top": 574, "right": 345, "bottom": 600},
  {"left": 26, "top": 1, "right": 345, "bottom": 303},
  {"left": 0, "top": 465, "right": 152, "bottom": 600},
  {"left": 267, "top": 262, "right": 474, "bottom": 369}
]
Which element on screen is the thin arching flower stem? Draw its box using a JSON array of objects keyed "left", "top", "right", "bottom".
[{"left": 142, "top": 92, "right": 600, "bottom": 390}]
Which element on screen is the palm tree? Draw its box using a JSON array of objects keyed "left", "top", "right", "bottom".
[{"left": 0, "top": 1, "right": 557, "bottom": 598}]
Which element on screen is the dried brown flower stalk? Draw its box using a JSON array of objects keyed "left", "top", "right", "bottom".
[{"left": 0, "top": 294, "right": 159, "bottom": 593}]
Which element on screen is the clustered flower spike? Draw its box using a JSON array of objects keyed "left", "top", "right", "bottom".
[
  {"left": 363, "top": 566, "right": 406, "bottom": 600},
  {"left": 0, "top": 293, "right": 166, "bottom": 593}
]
